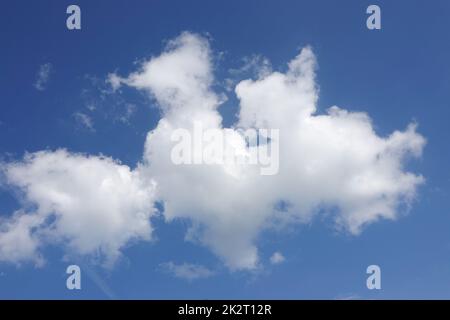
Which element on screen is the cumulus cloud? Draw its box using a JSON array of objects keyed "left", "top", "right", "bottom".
[
  {"left": 0, "top": 32, "right": 425, "bottom": 271},
  {"left": 118, "top": 32, "right": 425, "bottom": 270},
  {"left": 34, "top": 63, "right": 52, "bottom": 91},
  {"left": 0, "top": 150, "right": 156, "bottom": 266},
  {"left": 160, "top": 261, "right": 214, "bottom": 281}
]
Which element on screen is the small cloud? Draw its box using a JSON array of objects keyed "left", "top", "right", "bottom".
[
  {"left": 34, "top": 63, "right": 52, "bottom": 91},
  {"left": 160, "top": 262, "right": 214, "bottom": 281},
  {"left": 80, "top": 74, "right": 139, "bottom": 127},
  {"left": 270, "top": 251, "right": 285, "bottom": 265},
  {"left": 106, "top": 73, "right": 123, "bottom": 92},
  {"left": 117, "top": 104, "right": 137, "bottom": 124},
  {"left": 73, "top": 112, "right": 95, "bottom": 131},
  {"left": 86, "top": 103, "right": 97, "bottom": 112}
]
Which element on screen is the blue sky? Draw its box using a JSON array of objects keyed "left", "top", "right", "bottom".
[{"left": 0, "top": 0, "right": 450, "bottom": 299}]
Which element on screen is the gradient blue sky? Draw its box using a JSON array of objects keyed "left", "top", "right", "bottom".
[{"left": 1, "top": 0, "right": 450, "bottom": 299}]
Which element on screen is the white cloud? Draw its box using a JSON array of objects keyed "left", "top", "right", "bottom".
[
  {"left": 106, "top": 73, "right": 123, "bottom": 92},
  {"left": 0, "top": 32, "right": 426, "bottom": 271},
  {"left": 0, "top": 212, "right": 45, "bottom": 267},
  {"left": 160, "top": 261, "right": 214, "bottom": 281},
  {"left": 34, "top": 63, "right": 52, "bottom": 91},
  {"left": 270, "top": 252, "right": 285, "bottom": 265},
  {"left": 73, "top": 112, "right": 95, "bottom": 131},
  {"left": 0, "top": 150, "right": 156, "bottom": 266},
  {"left": 120, "top": 32, "right": 425, "bottom": 270}
]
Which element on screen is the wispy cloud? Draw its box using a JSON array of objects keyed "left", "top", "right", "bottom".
[
  {"left": 81, "top": 263, "right": 117, "bottom": 299},
  {"left": 224, "top": 54, "right": 272, "bottom": 91},
  {"left": 117, "top": 103, "right": 136, "bottom": 124},
  {"left": 34, "top": 63, "right": 52, "bottom": 91},
  {"left": 270, "top": 252, "right": 285, "bottom": 265},
  {"left": 73, "top": 112, "right": 95, "bottom": 132},
  {"left": 160, "top": 262, "right": 214, "bottom": 281},
  {"left": 78, "top": 74, "right": 139, "bottom": 127}
]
